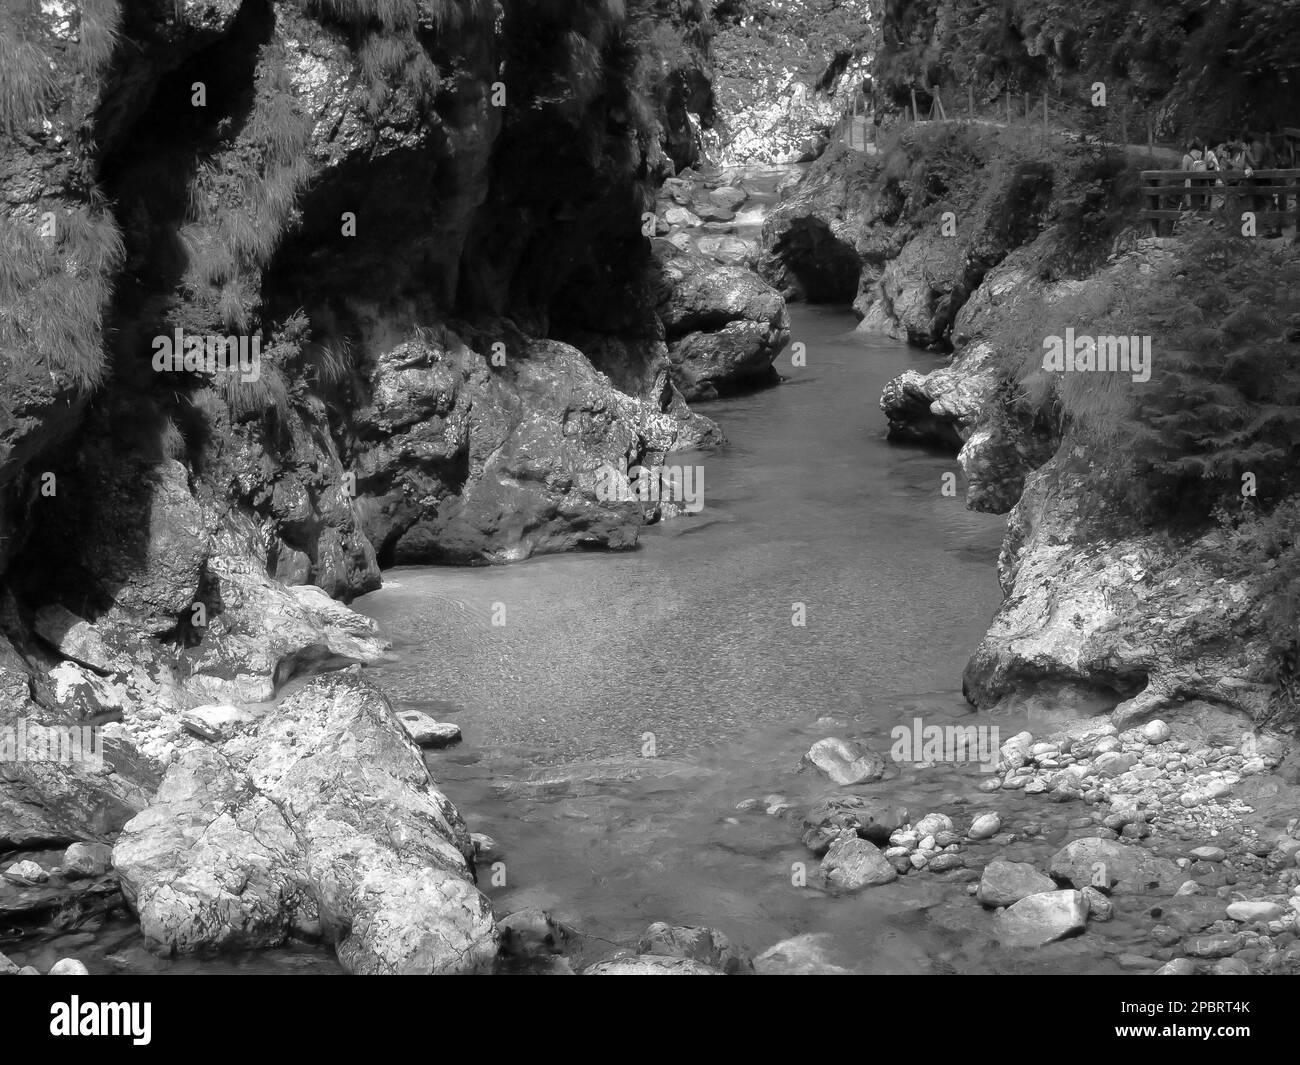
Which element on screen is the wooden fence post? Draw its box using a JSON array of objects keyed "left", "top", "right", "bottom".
[{"left": 911, "top": 88, "right": 919, "bottom": 123}]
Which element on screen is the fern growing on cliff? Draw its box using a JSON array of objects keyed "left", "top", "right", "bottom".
[
  {"left": 0, "top": 205, "right": 124, "bottom": 393},
  {"left": 0, "top": 2, "right": 57, "bottom": 134},
  {"left": 75, "top": 0, "right": 121, "bottom": 77},
  {"left": 181, "top": 49, "right": 312, "bottom": 338}
]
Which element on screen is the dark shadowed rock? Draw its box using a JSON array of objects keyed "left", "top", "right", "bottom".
[
  {"left": 497, "top": 908, "right": 581, "bottom": 961},
  {"left": 352, "top": 327, "right": 721, "bottom": 565},
  {"left": 652, "top": 244, "right": 790, "bottom": 401},
  {"left": 1049, "top": 837, "right": 1183, "bottom": 895},
  {"left": 636, "top": 921, "right": 755, "bottom": 974},
  {"left": 803, "top": 794, "right": 908, "bottom": 849}
]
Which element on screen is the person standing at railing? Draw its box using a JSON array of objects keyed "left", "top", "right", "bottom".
[
  {"left": 1206, "top": 143, "right": 1226, "bottom": 210},
  {"left": 1180, "top": 142, "right": 1207, "bottom": 209},
  {"left": 1222, "top": 139, "right": 1253, "bottom": 218},
  {"left": 1251, "top": 134, "right": 1284, "bottom": 237}
]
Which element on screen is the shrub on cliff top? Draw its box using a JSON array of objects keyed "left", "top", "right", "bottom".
[
  {"left": 1007, "top": 222, "right": 1300, "bottom": 528},
  {"left": 1197, "top": 498, "right": 1300, "bottom": 723}
]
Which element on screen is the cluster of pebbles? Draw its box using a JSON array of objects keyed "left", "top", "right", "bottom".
[
  {"left": 983, "top": 718, "right": 1300, "bottom": 973},
  {"left": 732, "top": 716, "right": 1300, "bottom": 974}
]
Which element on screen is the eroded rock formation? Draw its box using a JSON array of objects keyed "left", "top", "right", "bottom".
[{"left": 113, "top": 668, "right": 497, "bottom": 973}]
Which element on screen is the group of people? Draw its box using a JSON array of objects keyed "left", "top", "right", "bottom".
[{"left": 1178, "top": 133, "right": 1292, "bottom": 236}]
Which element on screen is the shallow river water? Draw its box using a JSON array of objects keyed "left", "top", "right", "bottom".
[{"left": 347, "top": 305, "right": 1156, "bottom": 975}]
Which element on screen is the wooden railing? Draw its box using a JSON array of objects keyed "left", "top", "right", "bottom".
[{"left": 1141, "top": 169, "right": 1300, "bottom": 232}]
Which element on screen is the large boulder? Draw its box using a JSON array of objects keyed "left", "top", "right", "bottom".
[
  {"left": 651, "top": 244, "right": 790, "bottom": 401},
  {"left": 994, "top": 890, "right": 1088, "bottom": 947},
  {"left": 32, "top": 515, "right": 392, "bottom": 725},
  {"left": 802, "top": 738, "right": 886, "bottom": 786},
  {"left": 584, "top": 954, "right": 724, "bottom": 975},
  {"left": 112, "top": 669, "right": 496, "bottom": 973},
  {"left": 819, "top": 830, "right": 898, "bottom": 891},
  {"left": 636, "top": 922, "right": 754, "bottom": 975},
  {"left": 963, "top": 460, "right": 1275, "bottom": 721},
  {"left": 352, "top": 327, "right": 721, "bottom": 565},
  {"left": 0, "top": 664, "right": 159, "bottom": 850},
  {"left": 32, "top": 458, "right": 210, "bottom": 637},
  {"left": 977, "top": 860, "right": 1057, "bottom": 908},
  {"left": 1048, "top": 837, "right": 1184, "bottom": 896},
  {"left": 184, "top": 552, "right": 392, "bottom": 706},
  {"left": 0, "top": 734, "right": 158, "bottom": 850}
]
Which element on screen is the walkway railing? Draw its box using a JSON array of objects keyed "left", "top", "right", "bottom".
[{"left": 1140, "top": 169, "right": 1300, "bottom": 233}]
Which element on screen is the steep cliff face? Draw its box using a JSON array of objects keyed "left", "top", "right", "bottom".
[
  {"left": 962, "top": 459, "right": 1277, "bottom": 725},
  {"left": 1, "top": 0, "right": 746, "bottom": 608},
  {"left": 705, "top": 0, "right": 875, "bottom": 165},
  {"left": 0, "top": 0, "right": 787, "bottom": 949}
]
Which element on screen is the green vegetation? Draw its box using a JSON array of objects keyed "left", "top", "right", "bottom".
[
  {"left": 967, "top": 221, "right": 1300, "bottom": 710},
  {"left": 868, "top": 120, "right": 1143, "bottom": 280},
  {"left": 181, "top": 49, "right": 312, "bottom": 333},
  {"left": 1186, "top": 498, "right": 1300, "bottom": 721},
  {"left": 878, "top": 0, "right": 1300, "bottom": 140},
  {"left": 357, "top": 30, "right": 440, "bottom": 115},
  {"left": 0, "top": 2, "right": 57, "bottom": 133},
  {"left": 75, "top": 0, "right": 121, "bottom": 76},
  {"left": 309, "top": 0, "right": 450, "bottom": 31},
  {"left": 0, "top": 0, "right": 121, "bottom": 132},
  {"left": 998, "top": 223, "right": 1300, "bottom": 529},
  {"left": 0, "top": 205, "right": 124, "bottom": 393}
]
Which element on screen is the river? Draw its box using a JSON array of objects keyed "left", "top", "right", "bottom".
[{"left": 349, "top": 304, "right": 1141, "bottom": 974}]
